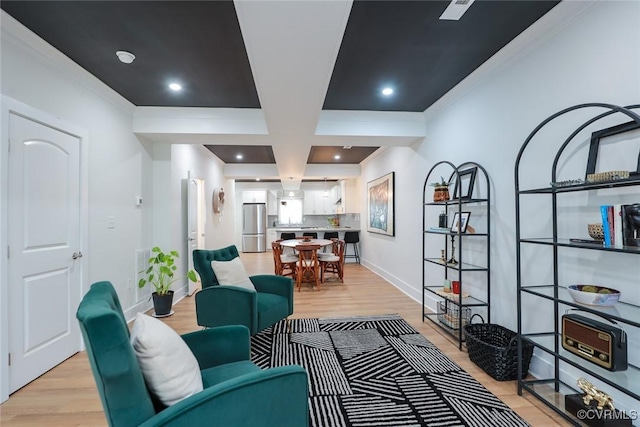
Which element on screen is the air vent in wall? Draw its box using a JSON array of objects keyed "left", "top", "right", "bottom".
[
  {"left": 135, "top": 248, "right": 151, "bottom": 303},
  {"left": 439, "top": 0, "right": 476, "bottom": 20}
]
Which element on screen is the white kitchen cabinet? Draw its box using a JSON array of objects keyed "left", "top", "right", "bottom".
[
  {"left": 267, "top": 191, "right": 278, "bottom": 215},
  {"left": 242, "top": 190, "right": 267, "bottom": 203},
  {"left": 266, "top": 228, "right": 278, "bottom": 250},
  {"left": 341, "top": 179, "right": 359, "bottom": 213},
  {"left": 303, "top": 191, "right": 315, "bottom": 214}
]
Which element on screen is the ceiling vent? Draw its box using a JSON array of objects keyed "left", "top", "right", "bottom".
[{"left": 439, "top": 0, "right": 475, "bottom": 21}]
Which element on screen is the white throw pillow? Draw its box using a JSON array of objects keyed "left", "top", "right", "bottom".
[
  {"left": 130, "top": 313, "right": 203, "bottom": 406},
  {"left": 211, "top": 257, "right": 256, "bottom": 290}
]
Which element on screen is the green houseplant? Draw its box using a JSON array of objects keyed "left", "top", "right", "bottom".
[
  {"left": 138, "top": 247, "right": 197, "bottom": 316},
  {"left": 430, "top": 176, "right": 451, "bottom": 202}
]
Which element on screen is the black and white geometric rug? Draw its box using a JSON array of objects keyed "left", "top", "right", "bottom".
[{"left": 251, "top": 314, "right": 529, "bottom": 427}]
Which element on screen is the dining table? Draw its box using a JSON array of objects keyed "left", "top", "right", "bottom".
[
  {"left": 279, "top": 238, "right": 334, "bottom": 248},
  {"left": 279, "top": 239, "right": 334, "bottom": 290}
]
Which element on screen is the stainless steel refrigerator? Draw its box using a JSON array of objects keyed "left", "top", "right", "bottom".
[{"left": 242, "top": 203, "right": 267, "bottom": 252}]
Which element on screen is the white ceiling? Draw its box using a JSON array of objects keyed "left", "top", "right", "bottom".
[
  {"left": 3, "top": 0, "right": 590, "bottom": 191},
  {"left": 133, "top": 0, "right": 427, "bottom": 190}
]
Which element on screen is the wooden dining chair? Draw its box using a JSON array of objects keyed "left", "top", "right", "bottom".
[
  {"left": 272, "top": 240, "right": 297, "bottom": 278},
  {"left": 295, "top": 244, "right": 321, "bottom": 291},
  {"left": 320, "top": 239, "right": 345, "bottom": 283}
]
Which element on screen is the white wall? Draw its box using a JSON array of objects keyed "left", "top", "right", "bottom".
[
  {"left": 170, "top": 144, "right": 236, "bottom": 284},
  {"left": 0, "top": 13, "right": 232, "bottom": 402},
  {"left": 361, "top": 0, "right": 640, "bottom": 409}
]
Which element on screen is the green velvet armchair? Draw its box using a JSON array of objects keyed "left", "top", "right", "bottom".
[
  {"left": 193, "top": 245, "right": 294, "bottom": 335},
  {"left": 76, "top": 281, "right": 308, "bottom": 427}
]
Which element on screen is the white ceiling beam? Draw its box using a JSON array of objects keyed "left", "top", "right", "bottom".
[
  {"left": 133, "top": 107, "right": 268, "bottom": 135},
  {"left": 316, "top": 110, "right": 426, "bottom": 138},
  {"left": 234, "top": 0, "right": 354, "bottom": 185}
]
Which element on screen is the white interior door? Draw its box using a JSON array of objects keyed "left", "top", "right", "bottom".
[
  {"left": 186, "top": 173, "right": 201, "bottom": 295},
  {"left": 8, "top": 113, "right": 82, "bottom": 393}
]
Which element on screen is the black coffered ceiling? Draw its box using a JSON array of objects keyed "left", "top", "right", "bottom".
[
  {"left": 205, "top": 145, "right": 276, "bottom": 164},
  {"left": 1, "top": 0, "right": 559, "bottom": 112},
  {"left": 2, "top": 0, "right": 560, "bottom": 167},
  {"left": 307, "top": 146, "right": 379, "bottom": 164},
  {"left": 323, "top": 0, "right": 560, "bottom": 112},
  {"left": 1, "top": 0, "right": 259, "bottom": 108}
]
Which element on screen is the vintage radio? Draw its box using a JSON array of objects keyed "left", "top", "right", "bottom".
[{"left": 561, "top": 313, "right": 627, "bottom": 371}]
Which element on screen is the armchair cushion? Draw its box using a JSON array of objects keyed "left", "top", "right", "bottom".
[
  {"left": 194, "top": 245, "right": 240, "bottom": 288},
  {"left": 130, "top": 313, "right": 203, "bottom": 406},
  {"left": 210, "top": 257, "right": 255, "bottom": 291}
]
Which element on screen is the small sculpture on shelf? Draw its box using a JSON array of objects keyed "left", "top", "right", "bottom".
[
  {"left": 622, "top": 203, "right": 640, "bottom": 247},
  {"left": 440, "top": 249, "right": 447, "bottom": 264},
  {"left": 577, "top": 378, "right": 614, "bottom": 411},
  {"left": 447, "top": 235, "right": 458, "bottom": 265}
]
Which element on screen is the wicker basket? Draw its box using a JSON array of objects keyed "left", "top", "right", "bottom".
[
  {"left": 463, "top": 316, "right": 534, "bottom": 381},
  {"left": 437, "top": 300, "right": 471, "bottom": 330}
]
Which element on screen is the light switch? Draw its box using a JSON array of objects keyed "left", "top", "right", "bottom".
[{"left": 107, "top": 216, "right": 116, "bottom": 229}]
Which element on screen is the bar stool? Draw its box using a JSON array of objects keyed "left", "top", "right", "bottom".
[
  {"left": 280, "top": 232, "right": 296, "bottom": 255},
  {"left": 322, "top": 231, "right": 338, "bottom": 252},
  {"left": 344, "top": 231, "right": 360, "bottom": 264}
]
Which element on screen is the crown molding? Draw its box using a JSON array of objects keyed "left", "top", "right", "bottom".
[{"left": 1, "top": 10, "right": 135, "bottom": 115}]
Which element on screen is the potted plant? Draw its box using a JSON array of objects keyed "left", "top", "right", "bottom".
[
  {"left": 138, "top": 246, "right": 197, "bottom": 316},
  {"left": 430, "top": 176, "right": 451, "bottom": 202}
]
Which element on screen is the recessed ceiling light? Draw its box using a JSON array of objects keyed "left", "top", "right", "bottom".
[
  {"left": 343, "top": 145, "right": 352, "bottom": 149},
  {"left": 381, "top": 87, "right": 394, "bottom": 96},
  {"left": 255, "top": 178, "right": 261, "bottom": 181},
  {"left": 115, "top": 50, "right": 135, "bottom": 64},
  {"left": 169, "top": 82, "right": 182, "bottom": 91},
  {"left": 236, "top": 154, "right": 243, "bottom": 160},
  {"left": 334, "top": 154, "right": 341, "bottom": 160}
]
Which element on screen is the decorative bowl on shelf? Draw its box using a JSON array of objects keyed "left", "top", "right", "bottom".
[
  {"left": 567, "top": 285, "right": 621, "bottom": 306},
  {"left": 587, "top": 223, "right": 604, "bottom": 241}
]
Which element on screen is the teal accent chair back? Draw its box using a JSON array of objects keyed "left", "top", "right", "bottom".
[
  {"left": 77, "top": 281, "right": 309, "bottom": 427},
  {"left": 193, "top": 245, "right": 239, "bottom": 288},
  {"left": 193, "top": 245, "right": 294, "bottom": 335},
  {"left": 76, "top": 281, "right": 156, "bottom": 426}
]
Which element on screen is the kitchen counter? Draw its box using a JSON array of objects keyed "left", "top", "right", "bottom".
[{"left": 273, "top": 227, "right": 359, "bottom": 232}]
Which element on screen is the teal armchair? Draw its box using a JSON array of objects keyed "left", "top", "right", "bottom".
[
  {"left": 76, "top": 281, "right": 308, "bottom": 427},
  {"left": 193, "top": 245, "right": 294, "bottom": 335}
]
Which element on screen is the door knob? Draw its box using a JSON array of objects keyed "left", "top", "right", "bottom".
[{"left": 72, "top": 251, "right": 83, "bottom": 259}]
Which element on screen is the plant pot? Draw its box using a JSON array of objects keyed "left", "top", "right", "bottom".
[
  {"left": 152, "top": 291, "right": 174, "bottom": 316},
  {"left": 433, "top": 186, "right": 450, "bottom": 202}
]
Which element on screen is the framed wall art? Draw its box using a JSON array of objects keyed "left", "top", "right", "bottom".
[
  {"left": 449, "top": 167, "right": 477, "bottom": 200},
  {"left": 585, "top": 121, "right": 640, "bottom": 179},
  {"left": 450, "top": 211, "right": 471, "bottom": 233},
  {"left": 367, "top": 172, "right": 395, "bottom": 236}
]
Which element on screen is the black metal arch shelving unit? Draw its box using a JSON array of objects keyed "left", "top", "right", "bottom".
[
  {"left": 422, "top": 160, "right": 491, "bottom": 350},
  {"left": 514, "top": 103, "right": 640, "bottom": 424}
]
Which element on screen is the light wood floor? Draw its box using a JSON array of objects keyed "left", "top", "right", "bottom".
[{"left": 1, "top": 252, "right": 569, "bottom": 426}]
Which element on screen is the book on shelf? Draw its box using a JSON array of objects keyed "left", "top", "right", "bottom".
[
  {"left": 429, "top": 227, "right": 450, "bottom": 232},
  {"left": 601, "top": 203, "right": 640, "bottom": 248},
  {"left": 600, "top": 205, "right": 612, "bottom": 248},
  {"left": 614, "top": 203, "right": 623, "bottom": 248}
]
